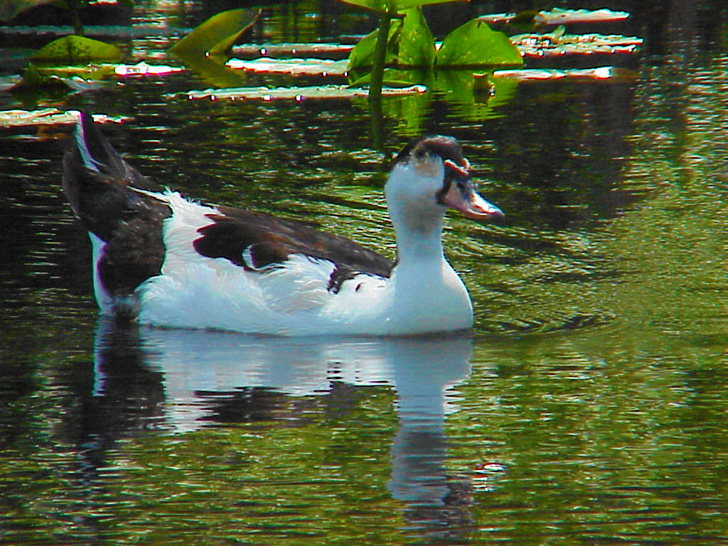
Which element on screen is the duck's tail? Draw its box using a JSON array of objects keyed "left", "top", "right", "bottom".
[
  {"left": 63, "top": 112, "right": 170, "bottom": 312},
  {"left": 63, "top": 111, "right": 164, "bottom": 242}
]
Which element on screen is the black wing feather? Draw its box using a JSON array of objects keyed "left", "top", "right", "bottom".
[{"left": 194, "top": 206, "right": 393, "bottom": 291}]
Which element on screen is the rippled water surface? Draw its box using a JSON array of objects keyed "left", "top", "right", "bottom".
[{"left": 1, "top": 1, "right": 726, "bottom": 544}]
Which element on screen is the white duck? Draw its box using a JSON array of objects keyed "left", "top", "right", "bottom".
[{"left": 63, "top": 112, "right": 503, "bottom": 336}]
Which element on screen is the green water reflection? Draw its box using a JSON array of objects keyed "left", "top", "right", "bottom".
[{"left": 1, "top": 1, "right": 726, "bottom": 544}]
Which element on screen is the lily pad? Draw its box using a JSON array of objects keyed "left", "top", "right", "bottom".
[
  {"left": 227, "top": 58, "right": 349, "bottom": 77},
  {"left": 176, "top": 84, "right": 428, "bottom": 101},
  {"left": 32, "top": 36, "right": 123, "bottom": 64},
  {"left": 0, "top": 108, "right": 123, "bottom": 129},
  {"left": 510, "top": 29, "right": 643, "bottom": 58},
  {"left": 480, "top": 8, "right": 631, "bottom": 27},
  {"left": 170, "top": 8, "right": 260, "bottom": 57},
  {"left": 114, "top": 62, "right": 186, "bottom": 77},
  {"left": 31, "top": 63, "right": 116, "bottom": 81},
  {"left": 232, "top": 43, "right": 355, "bottom": 60},
  {"left": 491, "top": 66, "right": 638, "bottom": 83},
  {"left": 436, "top": 19, "right": 523, "bottom": 67}
]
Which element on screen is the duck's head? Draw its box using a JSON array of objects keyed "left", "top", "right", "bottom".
[{"left": 385, "top": 136, "right": 503, "bottom": 233}]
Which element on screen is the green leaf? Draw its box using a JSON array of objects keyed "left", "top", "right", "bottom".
[
  {"left": 170, "top": 8, "right": 260, "bottom": 57},
  {"left": 337, "top": 0, "right": 464, "bottom": 14},
  {"left": 347, "top": 8, "right": 435, "bottom": 74},
  {"left": 394, "top": 8, "right": 435, "bottom": 67},
  {"left": 436, "top": 19, "right": 523, "bottom": 67},
  {"left": 32, "top": 36, "right": 123, "bottom": 64},
  {"left": 0, "top": 0, "right": 55, "bottom": 22},
  {"left": 348, "top": 28, "right": 379, "bottom": 73}
]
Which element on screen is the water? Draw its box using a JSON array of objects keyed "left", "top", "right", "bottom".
[{"left": 1, "top": 1, "right": 726, "bottom": 544}]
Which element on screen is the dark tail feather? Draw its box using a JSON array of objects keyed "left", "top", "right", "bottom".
[{"left": 63, "top": 112, "right": 163, "bottom": 241}]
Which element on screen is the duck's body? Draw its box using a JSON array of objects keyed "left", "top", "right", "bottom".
[{"left": 63, "top": 113, "right": 502, "bottom": 336}]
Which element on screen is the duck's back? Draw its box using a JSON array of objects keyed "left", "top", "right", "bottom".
[{"left": 63, "top": 112, "right": 394, "bottom": 334}]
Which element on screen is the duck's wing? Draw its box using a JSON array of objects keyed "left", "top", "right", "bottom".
[
  {"left": 64, "top": 111, "right": 392, "bottom": 306},
  {"left": 194, "top": 205, "right": 394, "bottom": 293}
]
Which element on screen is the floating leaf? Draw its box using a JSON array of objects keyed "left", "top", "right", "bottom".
[
  {"left": 114, "top": 62, "right": 186, "bottom": 77},
  {"left": 492, "top": 66, "right": 638, "bottom": 83},
  {"left": 337, "top": 0, "right": 464, "bottom": 15},
  {"left": 436, "top": 19, "right": 523, "bottom": 67},
  {"left": 232, "top": 43, "right": 355, "bottom": 60},
  {"left": 176, "top": 84, "right": 427, "bottom": 101},
  {"left": 32, "top": 63, "right": 116, "bottom": 81},
  {"left": 0, "top": 108, "right": 124, "bottom": 128},
  {"left": 227, "top": 58, "right": 348, "bottom": 77},
  {"left": 170, "top": 8, "right": 259, "bottom": 57},
  {"left": 33, "top": 36, "right": 123, "bottom": 64},
  {"left": 510, "top": 30, "right": 643, "bottom": 58},
  {"left": 13, "top": 64, "right": 111, "bottom": 96},
  {"left": 480, "top": 8, "right": 631, "bottom": 27}
]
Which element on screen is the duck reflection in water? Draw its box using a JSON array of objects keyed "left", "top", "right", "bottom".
[{"left": 86, "top": 317, "right": 497, "bottom": 539}]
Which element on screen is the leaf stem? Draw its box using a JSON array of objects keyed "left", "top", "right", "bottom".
[{"left": 369, "top": 10, "right": 392, "bottom": 101}]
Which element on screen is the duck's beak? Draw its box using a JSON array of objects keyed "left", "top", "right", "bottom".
[{"left": 441, "top": 160, "right": 504, "bottom": 221}]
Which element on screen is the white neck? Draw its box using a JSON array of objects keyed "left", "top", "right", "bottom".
[
  {"left": 393, "top": 215, "right": 445, "bottom": 266},
  {"left": 385, "top": 163, "right": 448, "bottom": 266},
  {"left": 381, "top": 164, "right": 474, "bottom": 333}
]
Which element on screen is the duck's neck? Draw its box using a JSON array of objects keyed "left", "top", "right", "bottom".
[
  {"left": 392, "top": 217, "right": 445, "bottom": 267},
  {"left": 386, "top": 216, "right": 472, "bottom": 333}
]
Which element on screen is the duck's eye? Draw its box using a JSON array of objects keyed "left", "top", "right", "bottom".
[{"left": 415, "top": 148, "right": 428, "bottom": 160}]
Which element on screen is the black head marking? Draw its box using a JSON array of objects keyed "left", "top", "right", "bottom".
[
  {"left": 393, "top": 135, "right": 467, "bottom": 168},
  {"left": 394, "top": 135, "right": 474, "bottom": 206}
]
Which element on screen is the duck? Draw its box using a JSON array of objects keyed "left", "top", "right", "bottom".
[{"left": 63, "top": 112, "right": 503, "bottom": 336}]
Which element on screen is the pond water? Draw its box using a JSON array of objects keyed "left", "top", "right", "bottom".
[{"left": 1, "top": 1, "right": 726, "bottom": 544}]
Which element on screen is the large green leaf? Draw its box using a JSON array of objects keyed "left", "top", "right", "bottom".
[
  {"left": 436, "top": 19, "right": 522, "bottom": 67},
  {"left": 171, "top": 8, "right": 260, "bottom": 57},
  {"left": 32, "top": 36, "right": 123, "bottom": 64},
  {"left": 338, "top": 0, "right": 464, "bottom": 15},
  {"left": 348, "top": 8, "right": 435, "bottom": 74},
  {"left": 393, "top": 7, "right": 435, "bottom": 67}
]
